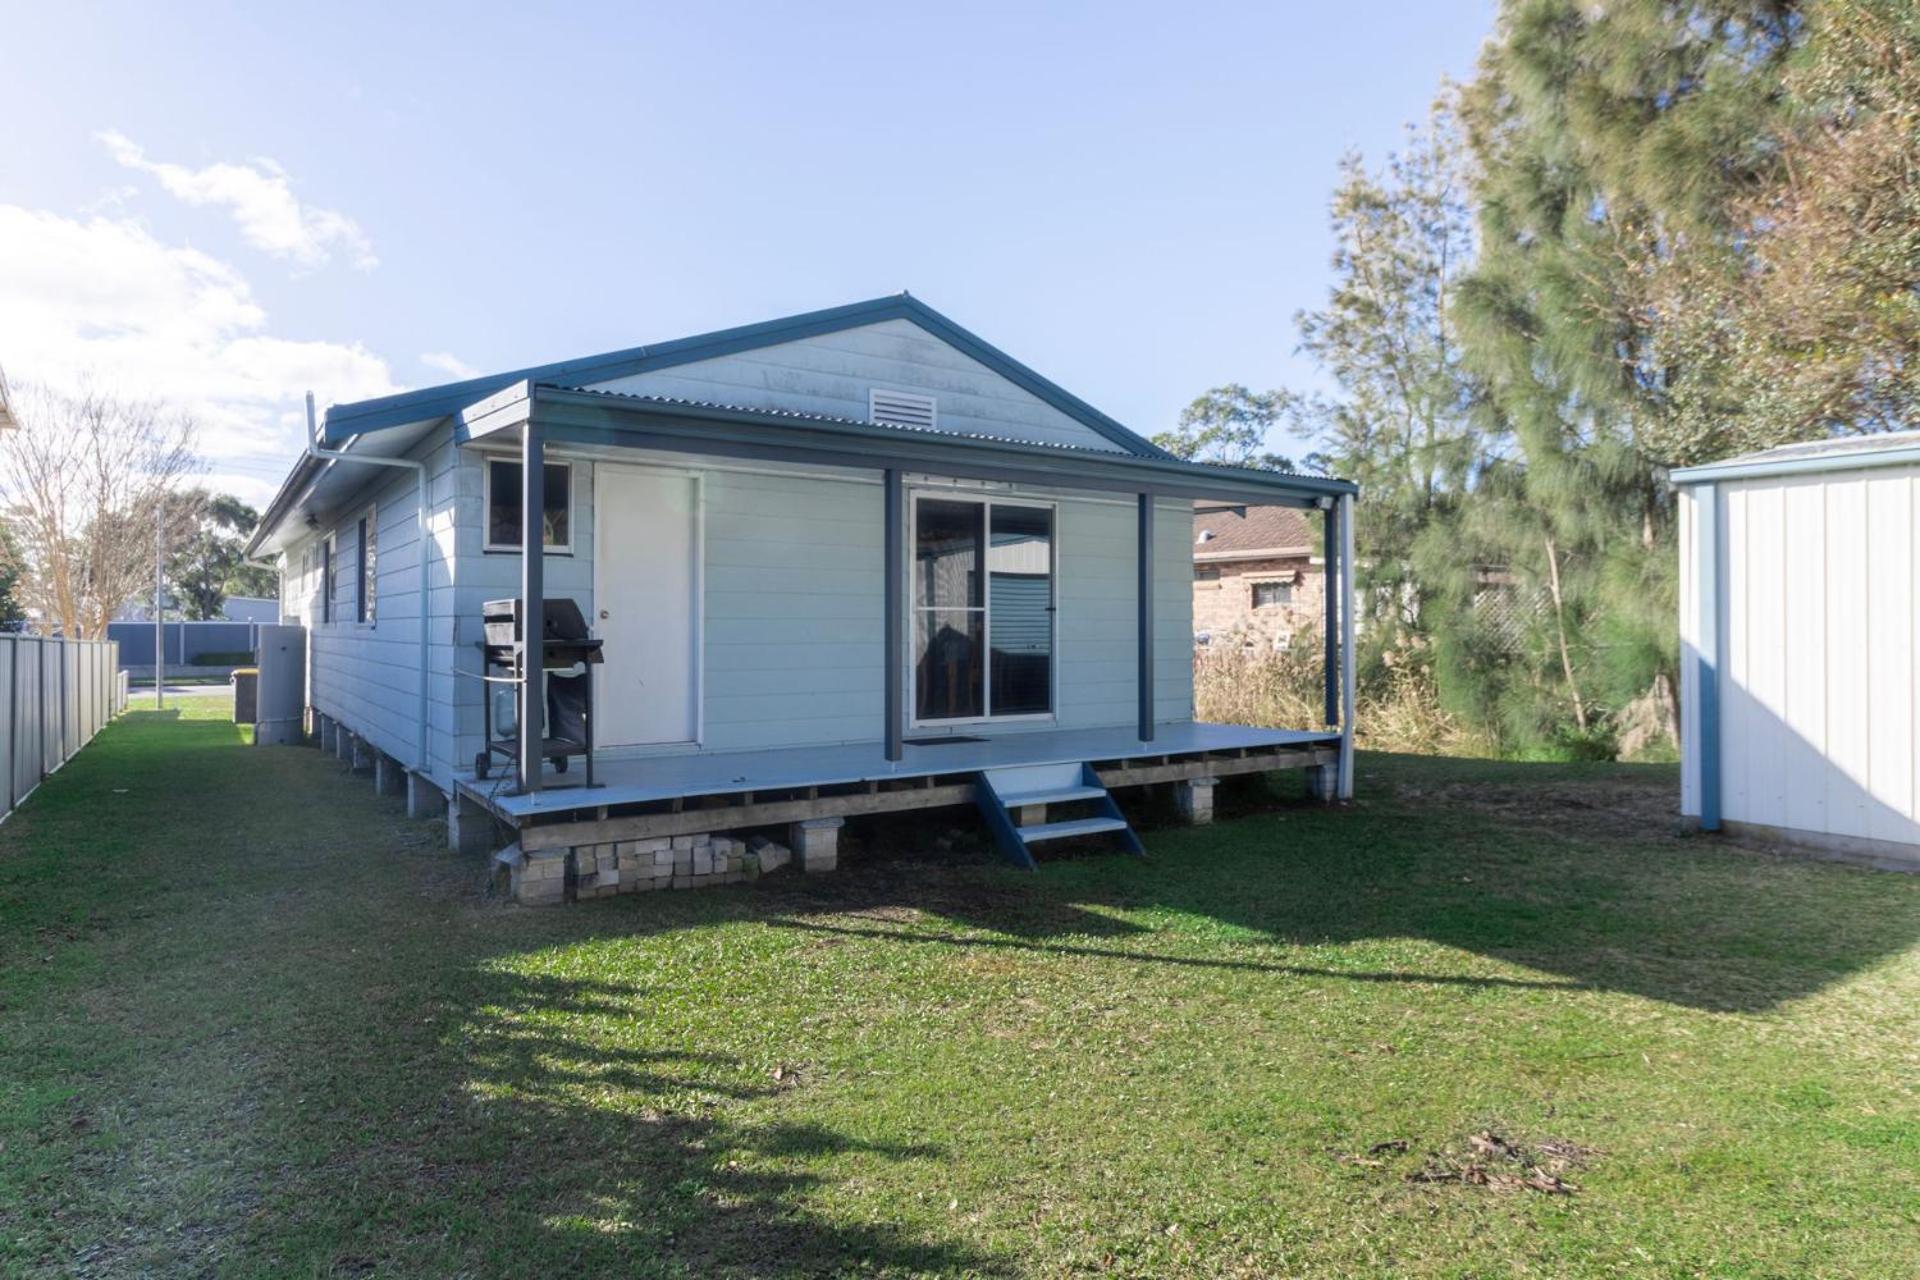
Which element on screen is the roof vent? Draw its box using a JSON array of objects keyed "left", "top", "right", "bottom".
[{"left": 870, "top": 388, "right": 937, "bottom": 431}]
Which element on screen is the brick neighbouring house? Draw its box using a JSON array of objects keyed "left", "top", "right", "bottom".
[{"left": 1191, "top": 503, "right": 1326, "bottom": 650}]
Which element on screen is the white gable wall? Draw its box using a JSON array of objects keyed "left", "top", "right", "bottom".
[{"left": 585, "top": 318, "right": 1131, "bottom": 454}]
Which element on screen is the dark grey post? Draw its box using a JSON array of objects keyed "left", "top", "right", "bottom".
[
  {"left": 1137, "top": 493, "right": 1155, "bottom": 743},
  {"left": 517, "top": 415, "right": 546, "bottom": 795},
  {"left": 883, "top": 468, "right": 904, "bottom": 762},
  {"left": 1323, "top": 501, "right": 1339, "bottom": 728}
]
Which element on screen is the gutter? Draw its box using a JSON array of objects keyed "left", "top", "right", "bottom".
[
  {"left": 1194, "top": 545, "right": 1314, "bottom": 563},
  {"left": 300, "top": 392, "right": 433, "bottom": 775},
  {"left": 1671, "top": 440, "right": 1920, "bottom": 485}
]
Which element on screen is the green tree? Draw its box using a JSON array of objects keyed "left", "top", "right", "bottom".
[
  {"left": 1651, "top": 0, "right": 1919, "bottom": 447},
  {"left": 167, "top": 492, "right": 277, "bottom": 620},
  {"left": 1290, "top": 94, "right": 1491, "bottom": 658},
  {"left": 1450, "top": 0, "right": 1800, "bottom": 753},
  {"left": 1153, "top": 385, "right": 1301, "bottom": 471},
  {"left": 0, "top": 522, "right": 27, "bottom": 630}
]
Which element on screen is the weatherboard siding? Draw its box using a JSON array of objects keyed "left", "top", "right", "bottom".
[
  {"left": 292, "top": 423, "right": 1198, "bottom": 795},
  {"left": 584, "top": 318, "right": 1128, "bottom": 455},
  {"left": 285, "top": 434, "right": 461, "bottom": 781}
]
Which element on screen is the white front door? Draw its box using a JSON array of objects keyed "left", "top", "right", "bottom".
[{"left": 593, "top": 466, "right": 699, "bottom": 746}]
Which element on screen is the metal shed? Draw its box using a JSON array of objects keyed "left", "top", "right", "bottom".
[{"left": 1673, "top": 431, "right": 1920, "bottom": 869}]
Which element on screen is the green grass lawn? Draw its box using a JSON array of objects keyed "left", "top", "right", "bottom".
[{"left": 2, "top": 698, "right": 1916, "bottom": 1277}]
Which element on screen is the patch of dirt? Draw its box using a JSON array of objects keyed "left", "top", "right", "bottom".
[
  {"left": 1405, "top": 1130, "right": 1600, "bottom": 1195},
  {"left": 1394, "top": 778, "right": 1685, "bottom": 843}
]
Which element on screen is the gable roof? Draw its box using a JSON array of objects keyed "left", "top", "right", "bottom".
[
  {"left": 1193, "top": 503, "right": 1315, "bottom": 559},
  {"left": 321, "top": 294, "right": 1169, "bottom": 457}
]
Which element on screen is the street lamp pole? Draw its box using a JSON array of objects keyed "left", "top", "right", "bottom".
[{"left": 153, "top": 505, "right": 164, "bottom": 711}]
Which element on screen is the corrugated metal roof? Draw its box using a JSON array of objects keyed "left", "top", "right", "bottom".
[
  {"left": 1672, "top": 429, "right": 1920, "bottom": 484},
  {"left": 557, "top": 385, "right": 1338, "bottom": 482}
]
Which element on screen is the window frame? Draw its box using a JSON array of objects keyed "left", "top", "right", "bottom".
[
  {"left": 1251, "top": 578, "right": 1293, "bottom": 609},
  {"left": 906, "top": 488, "right": 1059, "bottom": 730},
  {"left": 356, "top": 503, "right": 377, "bottom": 626},
  {"left": 482, "top": 456, "right": 576, "bottom": 554},
  {"left": 320, "top": 535, "right": 334, "bottom": 625}
]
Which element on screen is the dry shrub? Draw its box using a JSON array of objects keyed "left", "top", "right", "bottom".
[{"left": 1193, "top": 640, "right": 1487, "bottom": 756}]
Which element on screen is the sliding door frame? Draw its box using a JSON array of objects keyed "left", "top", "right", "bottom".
[{"left": 905, "top": 487, "right": 1059, "bottom": 730}]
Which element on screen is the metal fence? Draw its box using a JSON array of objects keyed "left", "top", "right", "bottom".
[
  {"left": 0, "top": 636, "right": 125, "bottom": 821},
  {"left": 106, "top": 621, "right": 258, "bottom": 669}
]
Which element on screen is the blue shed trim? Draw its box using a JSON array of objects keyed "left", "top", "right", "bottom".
[
  {"left": 1695, "top": 483, "right": 1721, "bottom": 831},
  {"left": 320, "top": 294, "right": 1170, "bottom": 458},
  {"left": 1671, "top": 433, "right": 1920, "bottom": 485}
]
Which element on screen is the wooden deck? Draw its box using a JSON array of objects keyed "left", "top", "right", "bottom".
[{"left": 455, "top": 721, "right": 1338, "bottom": 853}]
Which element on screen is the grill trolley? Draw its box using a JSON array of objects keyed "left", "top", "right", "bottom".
[{"left": 474, "top": 597, "right": 604, "bottom": 788}]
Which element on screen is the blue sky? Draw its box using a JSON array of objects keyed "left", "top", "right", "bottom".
[{"left": 0, "top": 1, "right": 1492, "bottom": 504}]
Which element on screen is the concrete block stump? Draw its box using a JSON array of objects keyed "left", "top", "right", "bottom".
[
  {"left": 510, "top": 848, "right": 568, "bottom": 907},
  {"left": 790, "top": 818, "right": 844, "bottom": 874},
  {"left": 349, "top": 737, "right": 372, "bottom": 773},
  {"left": 1175, "top": 777, "right": 1218, "bottom": 826},
  {"left": 373, "top": 753, "right": 405, "bottom": 796},
  {"left": 1014, "top": 803, "right": 1048, "bottom": 827},
  {"left": 405, "top": 772, "right": 442, "bottom": 820},
  {"left": 334, "top": 729, "right": 353, "bottom": 763},
  {"left": 448, "top": 791, "right": 497, "bottom": 857},
  {"left": 1304, "top": 765, "right": 1337, "bottom": 804},
  {"left": 317, "top": 715, "right": 334, "bottom": 753},
  {"left": 748, "top": 834, "right": 792, "bottom": 874}
]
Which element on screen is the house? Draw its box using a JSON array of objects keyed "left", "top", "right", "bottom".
[
  {"left": 244, "top": 295, "right": 1358, "bottom": 902},
  {"left": 1191, "top": 504, "right": 1326, "bottom": 650},
  {"left": 1674, "top": 431, "right": 1920, "bottom": 870}
]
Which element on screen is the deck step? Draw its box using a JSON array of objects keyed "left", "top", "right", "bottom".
[
  {"left": 1018, "top": 816, "right": 1132, "bottom": 843},
  {"left": 973, "top": 762, "right": 1146, "bottom": 869},
  {"left": 996, "top": 784, "right": 1110, "bottom": 809}
]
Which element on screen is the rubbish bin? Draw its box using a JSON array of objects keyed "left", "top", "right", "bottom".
[{"left": 231, "top": 667, "right": 259, "bottom": 724}]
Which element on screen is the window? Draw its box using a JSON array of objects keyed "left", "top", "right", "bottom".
[
  {"left": 1252, "top": 580, "right": 1292, "bottom": 609},
  {"left": 320, "top": 537, "right": 333, "bottom": 624},
  {"left": 485, "top": 459, "right": 573, "bottom": 551},
  {"left": 357, "top": 507, "right": 376, "bottom": 624},
  {"left": 911, "top": 494, "right": 1054, "bottom": 722},
  {"left": 1195, "top": 564, "right": 1221, "bottom": 582}
]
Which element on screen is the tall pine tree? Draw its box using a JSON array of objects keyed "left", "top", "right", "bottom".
[{"left": 1451, "top": 0, "right": 1801, "bottom": 753}]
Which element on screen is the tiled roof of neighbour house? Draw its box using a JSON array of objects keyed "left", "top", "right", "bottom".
[{"left": 1192, "top": 502, "right": 1317, "bottom": 558}]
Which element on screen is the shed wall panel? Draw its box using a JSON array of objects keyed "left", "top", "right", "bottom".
[
  {"left": 1781, "top": 478, "right": 1829, "bottom": 836},
  {"left": 1696, "top": 464, "right": 1920, "bottom": 848}
]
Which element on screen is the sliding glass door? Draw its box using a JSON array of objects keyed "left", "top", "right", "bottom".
[{"left": 911, "top": 494, "right": 1055, "bottom": 724}]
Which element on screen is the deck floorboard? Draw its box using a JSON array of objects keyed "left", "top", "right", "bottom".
[{"left": 456, "top": 721, "right": 1336, "bottom": 820}]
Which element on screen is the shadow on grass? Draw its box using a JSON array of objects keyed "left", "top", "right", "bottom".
[
  {"left": 392, "top": 968, "right": 1004, "bottom": 1277},
  {"left": 678, "top": 755, "right": 1920, "bottom": 1016}
]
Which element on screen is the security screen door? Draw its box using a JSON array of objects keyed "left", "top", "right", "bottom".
[{"left": 912, "top": 495, "right": 1054, "bottom": 724}]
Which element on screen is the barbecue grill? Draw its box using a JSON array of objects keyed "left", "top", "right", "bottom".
[{"left": 475, "top": 597, "right": 603, "bottom": 787}]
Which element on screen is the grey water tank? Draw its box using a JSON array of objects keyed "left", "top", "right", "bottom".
[{"left": 252, "top": 624, "right": 307, "bottom": 747}]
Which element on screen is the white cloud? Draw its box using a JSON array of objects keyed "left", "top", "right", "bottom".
[
  {"left": 97, "top": 130, "right": 377, "bottom": 272},
  {"left": 0, "top": 204, "right": 403, "bottom": 507},
  {"left": 420, "top": 351, "right": 481, "bottom": 380}
]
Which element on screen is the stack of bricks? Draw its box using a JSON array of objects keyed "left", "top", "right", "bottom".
[{"left": 516, "top": 832, "right": 779, "bottom": 905}]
